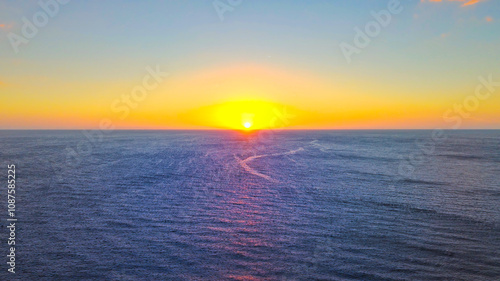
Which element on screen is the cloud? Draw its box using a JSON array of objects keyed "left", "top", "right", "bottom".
[
  {"left": 0, "top": 23, "right": 13, "bottom": 30},
  {"left": 486, "top": 16, "right": 493, "bottom": 22},
  {"left": 461, "top": 0, "right": 481, "bottom": 6},
  {"left": 420, "top": 0, "right": 485, "bottom": 6}
]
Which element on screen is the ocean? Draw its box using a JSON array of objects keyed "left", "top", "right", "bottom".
[{"left": 0, "top": 130, "right": 499, "bottom": 280}]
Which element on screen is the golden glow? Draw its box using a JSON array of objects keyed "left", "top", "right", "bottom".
[
  {"left": 177, "top": 100, "right": 306, "bottom": 130},
  {"left": 213, "top": 100, "right": 288, "bottom": 130},
  {"left": 3, "top": 63, "right": 500, "bottom": 129}
]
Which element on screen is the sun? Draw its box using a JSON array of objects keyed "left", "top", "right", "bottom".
[
  {"left": 243, "top": 122, "right": 252, "bottom": 129},
  {"left": 201, "top": 100, "right": 295, "bottom": 130}
]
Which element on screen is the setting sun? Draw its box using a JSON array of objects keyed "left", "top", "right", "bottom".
[
  {"left": 177, "top": 100, "right": 303, "bottom": 130},
  {"left": 243, "top": 122, "right": 252, "bottom": 129}
]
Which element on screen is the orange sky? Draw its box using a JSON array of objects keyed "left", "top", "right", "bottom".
[{"left": 1, "top": 0, "right": 499, "bottom": 130}]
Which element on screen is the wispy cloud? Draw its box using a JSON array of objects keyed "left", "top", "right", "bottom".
[
  {"left": 461, "top": 0, "right": 481, "bottom": 6},
  {"left": 0, "top": 23, "right": 13, "bottom": 30},
  {"left": 420, "top": 0, "right": 485, "bottom": 6}
]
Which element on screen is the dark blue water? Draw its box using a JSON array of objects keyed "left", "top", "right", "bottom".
[{"left": 0, "top": 130, "right": 499, "bottom": 280}]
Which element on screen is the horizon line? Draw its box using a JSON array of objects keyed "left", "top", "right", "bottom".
[{"left": 1, "top": 128, "right": 500, "bottom": 131}]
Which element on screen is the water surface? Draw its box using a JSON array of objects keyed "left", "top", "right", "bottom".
[{"left": 0, "top": 130, "right": 499, "bottom": 280}]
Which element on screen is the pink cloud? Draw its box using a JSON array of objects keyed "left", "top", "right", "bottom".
[
  {"left": 0, "top": 23, "right": 13, "bottom": 30},
  {"left": 420, "top": 0, "right": 485, "bottom": 6}
]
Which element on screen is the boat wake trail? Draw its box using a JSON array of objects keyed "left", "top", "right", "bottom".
[{"left": 234, "top": 148, "right": 304, "bottom": 182}]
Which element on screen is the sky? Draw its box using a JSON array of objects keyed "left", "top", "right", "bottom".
[{"left": 0, "top": 0, "right": 499, "bottom": 130}]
